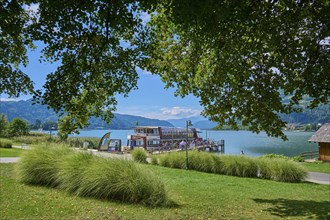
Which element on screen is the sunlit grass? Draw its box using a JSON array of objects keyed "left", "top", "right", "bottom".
[
  {"left": 1, "top": 163, "right": 330, "bottom": 219},
  {"left": 0, "top": 148, "right": 24, "bottom": 157},
  {"left": 301, "top": 162, "right": 330, "bottom": 174},
  {"left": 154, "top": 151, "right": 307, "bottom": 182},
  {"left": 15, "top": 145, "right": 168, "bottom": 206}
]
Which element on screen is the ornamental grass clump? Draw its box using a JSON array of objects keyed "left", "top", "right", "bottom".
[
  {"left": 16, "top": 144, "right": 72, "bottom": 187},
  {"left": 188, "top": 151, "right": 214, "bottom": 173},
  {"left": 219, "top": 155, "right": 259, "bottom": 178},
  {"left": 57, "top": 151, "right": 94, "bottom": 193},
  {"left": 167, "top": 152, "right": 185, "bottom": 169},
  {"left": 76, "top": 156, "right": 168, "bottom": 206},
  {"left": 258, "top": 158, "right": 307, "bottom": 182},
  {"left": 131, "top": 148, "right": 148, "bottom": 163},
  {"left": 157, "top": 151, "right": 186, "bottom": 169},
  {"left": 16, "top": 145, "right": 169, "bottom": 206},
  {"left": 150, "top": 155, "right": 159, "bottom": 165},
  {"left": 0, "top": 138, "right": 12, "bottom": 148}
]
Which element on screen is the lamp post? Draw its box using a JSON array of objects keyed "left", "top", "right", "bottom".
[{"left": 185, "top": 120, "right": 192, "bottom": 170}]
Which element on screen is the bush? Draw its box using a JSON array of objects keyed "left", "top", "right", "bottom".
[
  {"left": 0, "top": 139, "right": 12, "bottom": 148},
  {"left": 57, "top": 152, "right": 94, "bottom": 193},
  {"left": 153, "top": 152, "right": 306, "bottom": 183},
  {"left": 219, "top": 155, "right": 259, "bottom": 178},
  {"left": 66, "top": 137, "right": 100, "bottom": 149},
  {"left": 15, "top": 145, "right": 168, "bottom": 206},
  {"left": 131, "top": 148, "right": 148, "bottom": 163},
  {"left": 150, "top": 155, "right": 159, "bottom": 165},
  {"left": 292, "top": 155, "right": 305, "bottom": 162},
  {"left": 16, "top": 144, "right": 72, "bottom": 187},
  {"left": 158, "top": 152, "right": 185, "bottom": 169},
  {"left": 258, "top": 158, "right": 307, "bottom": 182},
  {"left": 188, "top": 151, "right": 214, "bottom": 173},
  {"left": 76, "top": 157, "right": 168, "bottom": 206},
  {"left": 12, "top": 133, "right": 59, "bottom": 145},
  {"left": 260, "top": 154, "right": 289, "bottom": 160}
]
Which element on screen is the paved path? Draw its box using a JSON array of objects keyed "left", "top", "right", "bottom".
[
  {"left": 306, "top": 172, "right": 330, "bottom": 185},
  {"left": 0, "top": 157, "right": 20, "bottom": 163},
  {"left": 1, "top": 155, "right": 329, "bottom": 185}
]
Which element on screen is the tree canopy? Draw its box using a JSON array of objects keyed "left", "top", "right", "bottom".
[{"left": 1, "top": 0, "right": 329, "bottom": 139}]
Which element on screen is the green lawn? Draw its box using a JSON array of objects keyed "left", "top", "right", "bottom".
[
  {"left": 302, "top": 162, "right": 330, "bottom": 174},
  {"left": 0, "top": 148, "right": 24, "bottom": 157},
  {"left": 1, "top": 163, "right": 329, "bottom": 219}
]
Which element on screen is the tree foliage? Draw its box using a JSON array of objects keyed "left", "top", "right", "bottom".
[
  {"left": 144, "top": 0, "right": 330, "bottom": 139},
  {"left": 9, "top": 117, "right": 30, "bottom": 136},
  {"left": 1, "top": 0, "right": 329, "bottom": 138},
  {"left": 0, "top": 114, "right": 10, "bottom": 137},
  {"left": 0, "top": 0, "right": 34, "bottom": 96}
]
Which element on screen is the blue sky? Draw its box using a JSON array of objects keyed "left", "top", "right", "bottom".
[{"left": 1, "top": 42, "right": 203, "bottom": 120}]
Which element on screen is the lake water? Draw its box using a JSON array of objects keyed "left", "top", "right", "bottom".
[{"left": 67, "top": 129, "right": 318, "bottom": 157}]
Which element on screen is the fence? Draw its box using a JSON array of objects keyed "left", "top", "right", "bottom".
[{"left": 300, "top": 150, "right": 319, "bottom": 160}]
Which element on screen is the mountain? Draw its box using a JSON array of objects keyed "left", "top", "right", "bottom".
[
  {"left": 0, "top": 99, "right": 173, "bottom": 129},
  {"left": 193, "top": 120, "right": 218, "bottom": 129},
  {"left": 167, "top": 116, "right": 206, "bottom": 127}
]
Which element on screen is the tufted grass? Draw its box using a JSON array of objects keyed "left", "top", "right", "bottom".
[
  {"left": 15, "top": 145, "right": 168, "bottom": 206},
  {"left": 1, "top": 163, "right": 330, "bottom": 220},
  {"left": 153, "top": 151, "right": 307, "bottom": 182}
]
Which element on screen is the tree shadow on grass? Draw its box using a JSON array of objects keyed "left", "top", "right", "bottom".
[{"left": 254, "top": 198, "right": 330, "bottom": 219}]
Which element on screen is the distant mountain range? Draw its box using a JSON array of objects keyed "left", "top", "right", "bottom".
[
  {"left": 1, "top": 99, "right": 329, "bottom": 130},
  {"left": 167, "top": 116, "right": 217, "bottom": 129},
  {"left": 0, "top": 99, "right": 172, "bottom": 129}
]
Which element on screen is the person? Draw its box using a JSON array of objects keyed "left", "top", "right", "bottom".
[
  {"left": 179, "top": 140, "right": 186, "bottom": 150},
  {"left": 240, "top": 150, "right": 244, "bottom": 155}
]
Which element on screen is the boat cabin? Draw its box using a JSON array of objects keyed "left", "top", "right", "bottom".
[{"left": 127, "top": 126, "right": 200, "bottom": 151}]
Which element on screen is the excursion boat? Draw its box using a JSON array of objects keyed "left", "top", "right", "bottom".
[
  {"left": 98, "top": 126, "right": 225, "bottom": 153},
  {"left": 127, "top": 126, "right": 202, "bottom": 151}
]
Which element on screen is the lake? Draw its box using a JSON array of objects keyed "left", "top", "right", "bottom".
[{"left": 67, "top": 129, "right": 318, "bottom": 157}]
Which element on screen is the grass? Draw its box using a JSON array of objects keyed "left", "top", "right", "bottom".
[
  {"left": 0, "top": 138, "right": 13, "bottom": 148},
  {"left": 302, "top": 162, "right": 330, "bottom": 174},
  {"left": 0, "top": 147, "right": 24, "bottom": 157},
  {"left": 15, "top": 145, "right": 168, "bottom": 206},
  {"left": 155, "top": 151, "right": 307, "bottom": 182},
  {"left": 131, "top": 148, "right": 148, "bottom": 163},
  {"left": 1, "top": 163, "right": 329, "bottom": 219}
]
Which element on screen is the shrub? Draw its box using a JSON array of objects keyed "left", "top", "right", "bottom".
[
  {"left": 76, "top": 157, "right": 168, "bottom": 206},
  {"left": 210, "top": 154, "right": 223, "bottom": 174},
  {"left": 16, "top": 145, "right": 169, "bottom": 207},
  {"left": 0, "top": 139, "right": 12, "bottom": 148},
  {"left": 258, "top": 158, "right": 307, "bottom": 182},
  {"left": 16, "top": 144, "right": 73, "bottom": 187},
  {"left": 260, "top": 154, "right": 289, "bottom": 160},
  {"left": 150, "top": 155, "right": 159, "bottom": 165},
  {"left": 57, "top": 151, "right": 94, "bottom": 193},
  {"left": 159, "top": 154, "right": 171, "bottom": 167},
  {"left": 157, "top": 152, "right": 185, "bottom": 169},
  {"left": 12, "top": 133, "right": 59, "bottom": 145},
  {"left": 66, "top": 137, "right": 100, "bottom": 149},
  {"left": 292, "top": 155, "right": 305, "bottom": 162},
  {"left": 188, "top": 151, "right": 214, "bottom": 173},
  {"left": 131, "top": 148, "right": 148, "bottom": 163},
  {"left": 219, "top": 155, "right": 258, "bottom": 178}
]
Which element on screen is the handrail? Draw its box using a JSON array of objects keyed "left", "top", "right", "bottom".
[{"left": 300, "top": 150, "right": 319, "bottom": 159}]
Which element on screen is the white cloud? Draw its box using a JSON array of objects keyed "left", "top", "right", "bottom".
[
  {"left": 0, "top": 97, "right": 19, "bottom": 102},
  {"left": 136, "top": 67, "right": 152, "bottom": 75},
  {"left": 116, "top": 106, "right": 202, "bottom": 120},
  {"left": 160, "top": 107, "right": 202, "bottom": 119}
]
